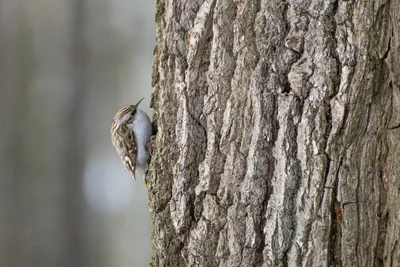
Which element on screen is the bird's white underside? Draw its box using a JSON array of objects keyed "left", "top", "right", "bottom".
[{"left": 129, "top": 108, "right": 152, "bottom": 168}]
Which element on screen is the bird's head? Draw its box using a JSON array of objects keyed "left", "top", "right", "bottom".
[{"left": 111, "top": 98, "right": 145, "bottom": 132}]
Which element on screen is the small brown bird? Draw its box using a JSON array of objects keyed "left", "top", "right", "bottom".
[{"left": 111, "top": 98, "right": 152, "bottom": 180}]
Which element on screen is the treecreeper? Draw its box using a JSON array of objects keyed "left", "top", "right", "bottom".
[{"left": 111, "top": 98, "right": 154, "bottom": 180}]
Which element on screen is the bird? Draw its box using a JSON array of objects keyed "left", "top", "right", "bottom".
[{"left": 111, "top": 98, "right": 153, "bottom": 180}]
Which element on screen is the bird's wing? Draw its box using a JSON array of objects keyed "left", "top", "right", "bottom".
[{"left": 122, "top": 129, "right": 137, "bottom": 179}]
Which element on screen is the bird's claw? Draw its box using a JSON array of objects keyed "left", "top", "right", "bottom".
[{"left": 146, "top": 135, "right": 156, "bottom": 156}]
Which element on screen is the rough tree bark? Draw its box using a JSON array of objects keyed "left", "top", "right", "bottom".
[{"left": 148, "top": 0, "right": 400, "bottom": 266}]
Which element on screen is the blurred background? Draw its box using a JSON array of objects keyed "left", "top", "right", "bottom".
[{"left": 0, "top": 0, "right": 155, "bottom": 266}]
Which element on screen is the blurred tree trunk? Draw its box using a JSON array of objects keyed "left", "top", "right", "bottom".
[
  {"left": 148, "top": 0, "right": 400, "bottom": 266},
  {"left": 0, "top": 2, "right": 89, "bottom": 267}
]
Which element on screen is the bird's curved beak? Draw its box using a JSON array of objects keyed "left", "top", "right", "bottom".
[{"left": 135, "top": 97, "right": 145, "bottom": 107}]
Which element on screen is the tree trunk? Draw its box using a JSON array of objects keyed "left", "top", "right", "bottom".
[{"left": 148, "top": 0, "right": 400, "bottom": 266}]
